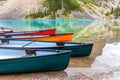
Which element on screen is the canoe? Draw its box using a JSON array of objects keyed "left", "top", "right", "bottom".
[
  {"left": 0, "top": 40, "right": 93, "bottom": 57},
  {"left": 0, "top": 48, "right": 71, "bottom": 74},
  {"left": 4, "top": 29, "right": 56, "bottom": 35},
  {"left": 0, "top": 33, "right": 73, "bottom": 42},
  {"left": 0, "top": 27, "right": 13, "bottom": 33}
]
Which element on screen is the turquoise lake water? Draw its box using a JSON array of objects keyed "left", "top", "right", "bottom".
[
  {"left": 0, "top": 20, "right": 95, "bottom": 32},
  {"left": 0, "top": 20, "right": 119, "bottom": 42}
]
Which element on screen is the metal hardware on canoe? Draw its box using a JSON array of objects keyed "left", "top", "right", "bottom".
[
  {"left": 4, "top": 35, "right": 12, "bottom": 39},
  {"left": 0, "top": 27, "right": 13, "bottom": 33},
  {"left": 56, "top": 42, "right": 65, "bottom": 46},
  {"left": 24, "top": 50, "right": 36, "bottom": 57},
  {"left": 55, "top": 50, "right": 60, "bottom": 52},
  {"left": 0, "top": 39, "right": 9, "bottom": 44}
]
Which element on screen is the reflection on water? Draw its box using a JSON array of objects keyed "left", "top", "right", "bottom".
[{"left": 0, "top": 20, "right": 93, "bottom": 32}]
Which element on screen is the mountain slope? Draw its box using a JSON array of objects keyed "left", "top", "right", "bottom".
[
  {"left": 0, "top": 0, "right": 42, "bottom": 19},
  {"left": 25, "top": 0, "right": 120, "bottom": 20},
  {"left": 0, "top": 0, "right": 120, "bottom": 19}
]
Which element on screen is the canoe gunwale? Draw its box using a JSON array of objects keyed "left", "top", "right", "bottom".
[
  {"left": 0, "top": 33, "right": 73, "bottom": 37},
  {"left": 0, "top": 39, "right": 93, "bottom": 45},
  {"left": 2, "top": 29, "right": 56, "bottom": 35},
  {"left": 0, "top": 39, "right": 93, "bottom": 51},
  {"left": 0, "top": 29, "right": 56, "bottom": 35},
  {"left": 12, "top": 29, "right": 56, "bottom": 33}
]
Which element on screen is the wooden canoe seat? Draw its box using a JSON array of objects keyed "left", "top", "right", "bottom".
[
  {"left": 4, "top": 35, "right": 12, "bottom": 39},
  {"left": 0, "top": 39, "right": 9, "bottom": 44},
  {"left": 56, "top": 42, "right": 65, "bottom": 46},
  {"left": 24, "top": 50, "right": 36, "bottom": 57}
]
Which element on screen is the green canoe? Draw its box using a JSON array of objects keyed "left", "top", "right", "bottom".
[
  {"left": 0, "top": 39, "right": 93, "bottom": 57},
  {"left": 0, "top": 48, "right": 71, "bottom": 74}
]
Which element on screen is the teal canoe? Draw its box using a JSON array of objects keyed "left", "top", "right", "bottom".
[
  {"left": 0, "top": 39, "right": 93, "bottom": 57},
  {"left": 0, "top": 48, "right": 71, "bottom": 74}
]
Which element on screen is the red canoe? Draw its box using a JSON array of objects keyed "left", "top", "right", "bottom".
[{"left": 5, "top": 29, "right": 56, "bottom": 35}]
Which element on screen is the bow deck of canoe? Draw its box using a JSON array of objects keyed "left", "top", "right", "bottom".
[{"left": 0, "top": 48, "right": 71, "bottom": 74}]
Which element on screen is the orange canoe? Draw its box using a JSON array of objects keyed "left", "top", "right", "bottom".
[{"left": 2, "top": 33, "right": 73, "bottom": 42}]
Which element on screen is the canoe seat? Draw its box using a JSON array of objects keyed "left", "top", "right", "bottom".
[
  {"left": 24, "top": 50, "right": 36, "bottom": 57},
  {"left": 56, "top": 42, "right": 65, "bottom": 46},
  {"left": 0, "top": 39, "right": 9, "bottom": 44},
  {"left": 5, "top": 35, "right": 12, "bottom": 39}
]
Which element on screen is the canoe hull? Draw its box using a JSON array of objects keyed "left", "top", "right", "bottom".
[
  {"left": 0, "top": 40, "right": 93, "bottom": 57},
  {"left": 0, "top": 51, "right": 71, "bottom": 74},
  {"left": 47, "top": 44, "right": 93, "bottom": 57},
  {"left": 27, "top": 29, "right": 56, "bottom": 35},
  {"left": 18, "top": 34, "right": 73, "bottom": 42},
  {"left": 11, "top": 29, "right": 56, "bottom": 35},
  {"left": 23, "top": 43, "right": 93, "bottom": 57}
]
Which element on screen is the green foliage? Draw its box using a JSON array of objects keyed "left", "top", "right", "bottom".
[
  {"left": 26, "top": 0, "right": 84, "bottom": 19},
  {"left": 26, "top": 11, "right": 46, "bottom": 19},
  {"left": 44, "top": 0, "right": 62, "bottom": 14},
  {"left": 107, "top": 2, "right": 120, "bottom": 19},
  {"left": 110, "top": 7, "right": 114, "bottom": 14},
  {"left": 81, "top": 0, "right": 100, "bottom": 7},
  {"left": 50, "top": 14, "right": 56, "bottom": 19},
  {"left": 63, "top": 0, "right": 83, "bottom": 12},
  {"left": 114, "top": 7, "right": 120, "bottom": 19},
  {"left": 106, "top": 12, "right": 109, "bottom": 16},
  {"left": 81, "top": 0, "right": 93, "bottom": 4},
  {"left": 109, "top": 2, "right": 120, "bottom": 19},
  {"left": 45, "top": 0, "right": 84, "bottom": 15}
]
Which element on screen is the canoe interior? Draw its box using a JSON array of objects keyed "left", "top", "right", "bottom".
[
  {"left": 0, "top": 49, "right": 67, "bottom": 60},
  {"left": 0, "top": 40, "right": 93, "bottom": 57}
]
